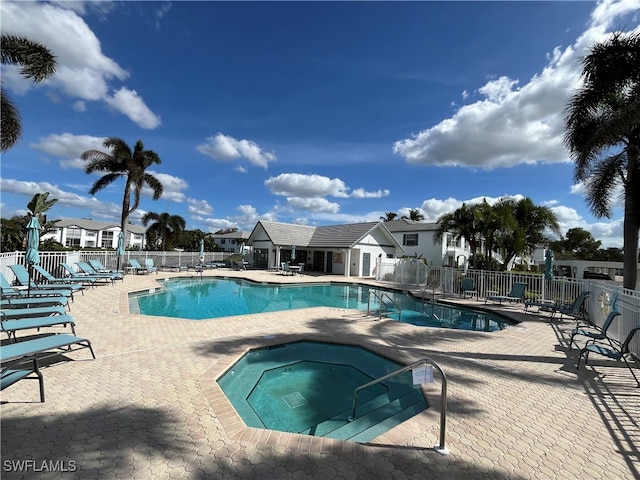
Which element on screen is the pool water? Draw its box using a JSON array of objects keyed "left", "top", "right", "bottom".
[
  {"left": 217, "top": 341, "right": 427, "bottom": 441},
  {"left": 131, "top": 278, "right": 511, "bottom": 331}
]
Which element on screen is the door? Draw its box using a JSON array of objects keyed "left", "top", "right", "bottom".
[
  {"left": 327, "top": 252, "right": 333, "bottom": 273},
  {"left": 313, "top": 251, "right": 325, "bottom": 271},
  {"left": 362, "top": 253, "right": 371, "bottom": 276}
]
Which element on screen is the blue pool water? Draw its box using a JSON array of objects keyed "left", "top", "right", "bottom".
[
  {"left": 131, "top": 278, "right": 511, "bottom": 331},
  {"left": 217, "top": 340, "right": 427, "bottom": 441}
]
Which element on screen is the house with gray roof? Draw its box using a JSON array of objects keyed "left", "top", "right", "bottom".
[
  {"left": 384, "top": 219, "right": 471, "bottom": 267},
  {"left": 247, "top": 221, "right": 403, "bottom": 277},
  {"left": 42, "top": 219, "right": 147, "bottom": 250}
]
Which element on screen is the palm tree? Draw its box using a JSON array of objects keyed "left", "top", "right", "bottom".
[
  {"left": 495, "top": 198, "right": 560, "bottom": 270},
  {"left": 564, "top": 31, "right": 640, "bottom": 289},
  {"left": 402, "top": 209, "right": 425, "bottom": 222},
  {"left": 82, "top": 138, "right": 164, "bottom": 263},
  {"left": 380, "top": 212, "right": 398, "bottom": 222},
  {"left": 435, "top": 203, "right": 483, "bottom": 268},
  {"left": 1, "top": 34, "right": 56, "bottom": 152},
  {"left": 141, "top": 211, "right": 186, "bottom": 251}
]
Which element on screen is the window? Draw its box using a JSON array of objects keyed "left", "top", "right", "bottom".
[
  {"left": 101, "top": 231, "right": 114, "bottom": 248},
  {"left": 65, "top": 228, "right": 82, "bottom": 247},
  {"left": 86, "top": 230, "right": 97, "bottom": 237},
  {"left": 403, "top": 233, "right": 418, "bottom": 246}
]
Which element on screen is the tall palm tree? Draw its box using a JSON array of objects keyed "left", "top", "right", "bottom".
[
  {"left": 82, "top": 138, "right": 164, "bottom": 263},
  {"left": 402, "top": 209, "right": 425, "bottom": 222},
  {"left": 141, "top": 211, "right": 186, "bottom": 251},
  {"left": 564, "top": 31, "right": 640, "bottom": 289},
  {"left": 1, "top": 34, "right": 57, "bottom": 152}
]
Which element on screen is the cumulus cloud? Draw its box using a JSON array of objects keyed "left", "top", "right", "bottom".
[
  {"left": 196, "top": 133, "right": 276, "bottom": 169},
  {"left": 30, "top": 133, "right": 105, "bottom": 167},
  {"left": 104, "top": 88, "right": 161, "bottom": 129},
  {"left": 265, "top": 173, "right": 349, "bottom": 198},
  {"left": 350, "top": 188, "right": 390, "bottom": 199},
  {"left": 393, "top": 0, "right": 640, "bottom": 170},
  {"left": 187, "top": 199, "right": 214, "bottom": 216},
  {"left": 146, "top": 172, "right": 188, "bottom": 203},
  {"left": 287, "top": 197, "right": 341, "bottom": 214},
  {"left": 0, "top": 2, "right": 160, "bottom": 129},
  {"left": 0, "top": 178, "right": 119, "bottom": 220}
]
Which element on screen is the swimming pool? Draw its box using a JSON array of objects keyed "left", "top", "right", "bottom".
[{"left": 130, "top": 278, "right": 511, "bottom": 331}]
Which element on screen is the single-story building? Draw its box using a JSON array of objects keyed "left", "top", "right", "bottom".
[{"left": 246, "top": 221, "right": 404, "bottom": 277}]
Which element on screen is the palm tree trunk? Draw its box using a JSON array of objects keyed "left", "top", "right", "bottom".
[{"left": 623, "top": 178, "right": 639, "bottom": 289}]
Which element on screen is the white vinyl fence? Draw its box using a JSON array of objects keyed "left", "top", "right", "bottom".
[{"left": 376, "top": 257, "right": 640, "bottom": 360}]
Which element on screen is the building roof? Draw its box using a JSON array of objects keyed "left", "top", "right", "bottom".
[
  {"left": 209, "top": 231, "right": 250, "bottom": 240},
  {"left": 251, "top": 221, "right": 399, "bottom": 249},
  {"left": 384, "top": 219, "right": 439, "bottom": 233},
  {"left": 54, "top": 218, "right": 147, "bottom": 235}
]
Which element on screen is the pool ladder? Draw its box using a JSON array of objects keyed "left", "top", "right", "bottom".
[
  {"left": 348, "top": 358, "right": 449, "bottom": 455},
  {"left": 367, "top": 290, "right": 402, "bottom": 322}
]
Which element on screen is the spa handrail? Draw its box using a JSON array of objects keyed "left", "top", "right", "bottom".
[{"left": 349, "top": 358, "right": 449, "bottom": 454}]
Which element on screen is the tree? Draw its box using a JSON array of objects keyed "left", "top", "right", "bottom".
[
  {"left": 380, "top": 212, "right": 398, "bottom": 222},
  {"left": 435, "top": 203, "right": 483, "bottom": 268},
  {"left": 82, "top": 138, "right": 164, "bottom": 262},
  {"left": 402, "top": 209, "right": 425, "bottom": 222},
  {"left": 564, "top": 31, "right": 640, "bottom": 289},
  {"left": 141, "top": 211, "right": 186, "bottom": 251},
  {"left": 495, "top": 198, "right": 560, "bottom": 270},
  {"left": 1, "top": 34, "right": 57, "bottom": 152}
]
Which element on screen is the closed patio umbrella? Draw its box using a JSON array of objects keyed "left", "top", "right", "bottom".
[
  {"left": 116, "top": 232, "right": 124, "bottom": 271},
  {"left": 25, "top": 215, "right": 41, "bottom": 297},
  {"left": 199, "top": 238, "right": 205, "bottom": 263},
  {"left": 544, "top": 248, "right": 554, "bottom": 280},
  {"left": 291, "top": 245, "right": 296, "bottom": 262}
]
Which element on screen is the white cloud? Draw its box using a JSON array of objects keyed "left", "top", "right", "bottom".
[
  {"left": 393, "top": 0, "right": 640, "bottom": 170},
  {"left": 350, "top": 188, "right": 390, "bottom": 199},
  {"left": 265, "top": 173, "right": 349, "bottom": 198},
  {"left": 287, "top": 197, "right": 341, "bottom": 214},
  {"left": 104, "top": 88, "right": 161, "bottom": 129},
  {"left": 146, "top": 172, "right": 188, "bottom": 203},
  {"left": 187, "top": 199, "right": 213, "bottom": 216},
  {"left": 0, "top": 2, "right": 160, "bottom": 129},
  {"left": 30, "top": 133, "right": 106, "bottom": 167},
  {"left": 196, "top": 133, "right": 276, "bottom": 169}
]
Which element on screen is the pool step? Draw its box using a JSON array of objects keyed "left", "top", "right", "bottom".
[{"left": 323, "top": 390, "right": 427, "bottom": 443}]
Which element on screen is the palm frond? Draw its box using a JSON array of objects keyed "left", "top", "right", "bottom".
[
  {"left": 1, "top": 90, "right": 21, "bottom": 152},
  {"left": 1, "top": 34, "right": 56, "bottom": 82}
]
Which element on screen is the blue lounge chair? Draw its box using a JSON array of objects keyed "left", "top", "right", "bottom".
[
  {"left": 77, "top": 261, "right": 123, "bottom": 281},
  {"left": 0, "top": 272, "right": 72, "bottom": 300},
  {"left": 88, "top": 259, "right": 124, "bottom": 274},
  {"left": 1, "top": 313, "right": 76, "bottom": 341},
  {"left": 1, "top": 294, "right": 68, "bottom": 311},
  {"left": 485, "top": 282, "right": 527, "bottom": 305},
  {"left": 551, "top": 291, "right": 590, "bottom": 321},
  {"left": 577, "top": 327, "right": 640, "bottom": 387},
  {"left": 32, "top": 265, "right": 86, "bottom": 293},
  {"left": 144, "top": 259, "right": 158, "bottom": 273},
  {"left": 128, "top": 259, "right": 148, "bottom": 275},
  {"left": 569, "top": 310, "right": 620, "bottom": 351},
  {"left": 9, "top": 264, "right": 80, "bottom": 299},
  {"left": 1, "top": 333, "right": 96, "bottom": 402},
  {"left": 1, "top": 357, "right": 44, "bottom": 402},
  {"left": 60, "top": 263, "right": 112, "bottom": 285},
  {"left": 461, "top": 278, "right": 477, "bottom": 298},
  {"left": 0, "top": 305, "right": 67, "bottom": 320}
]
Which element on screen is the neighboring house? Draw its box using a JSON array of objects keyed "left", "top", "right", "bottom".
[
  {"left": 42, "top": 219, "right": 147, "bottom": 250},
  {"left": 384, "top": 219, "right": 471, "bottom": 268},
  {"left": 246, "top": 221, "right": 403, "bottom": 277},
  {"left": 209, "top": 231, "right": 250, "bottom": 254}
]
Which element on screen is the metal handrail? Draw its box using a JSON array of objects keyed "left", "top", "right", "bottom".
[
  {"left": 348, "top": 358, "right": 449, "bottom": 455},
  {"left": 367, "top": 290, "right": 402, "bottom": 322}
]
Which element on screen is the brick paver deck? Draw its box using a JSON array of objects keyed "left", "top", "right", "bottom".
[{"left": 1, "top": 269, "right": 638, "bottom": 479}]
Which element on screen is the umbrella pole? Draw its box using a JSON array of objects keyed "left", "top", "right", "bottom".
[{"left": 27, "top": 263, "right": 32, "bottom": 298}]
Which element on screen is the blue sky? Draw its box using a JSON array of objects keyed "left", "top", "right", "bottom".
[{"left": 1, "top": 1, "right": 639, "bottom": 248}]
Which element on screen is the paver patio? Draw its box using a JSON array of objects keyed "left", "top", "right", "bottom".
[{"left": 1, "top": 269, "right": 638, "bottom": 479}]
